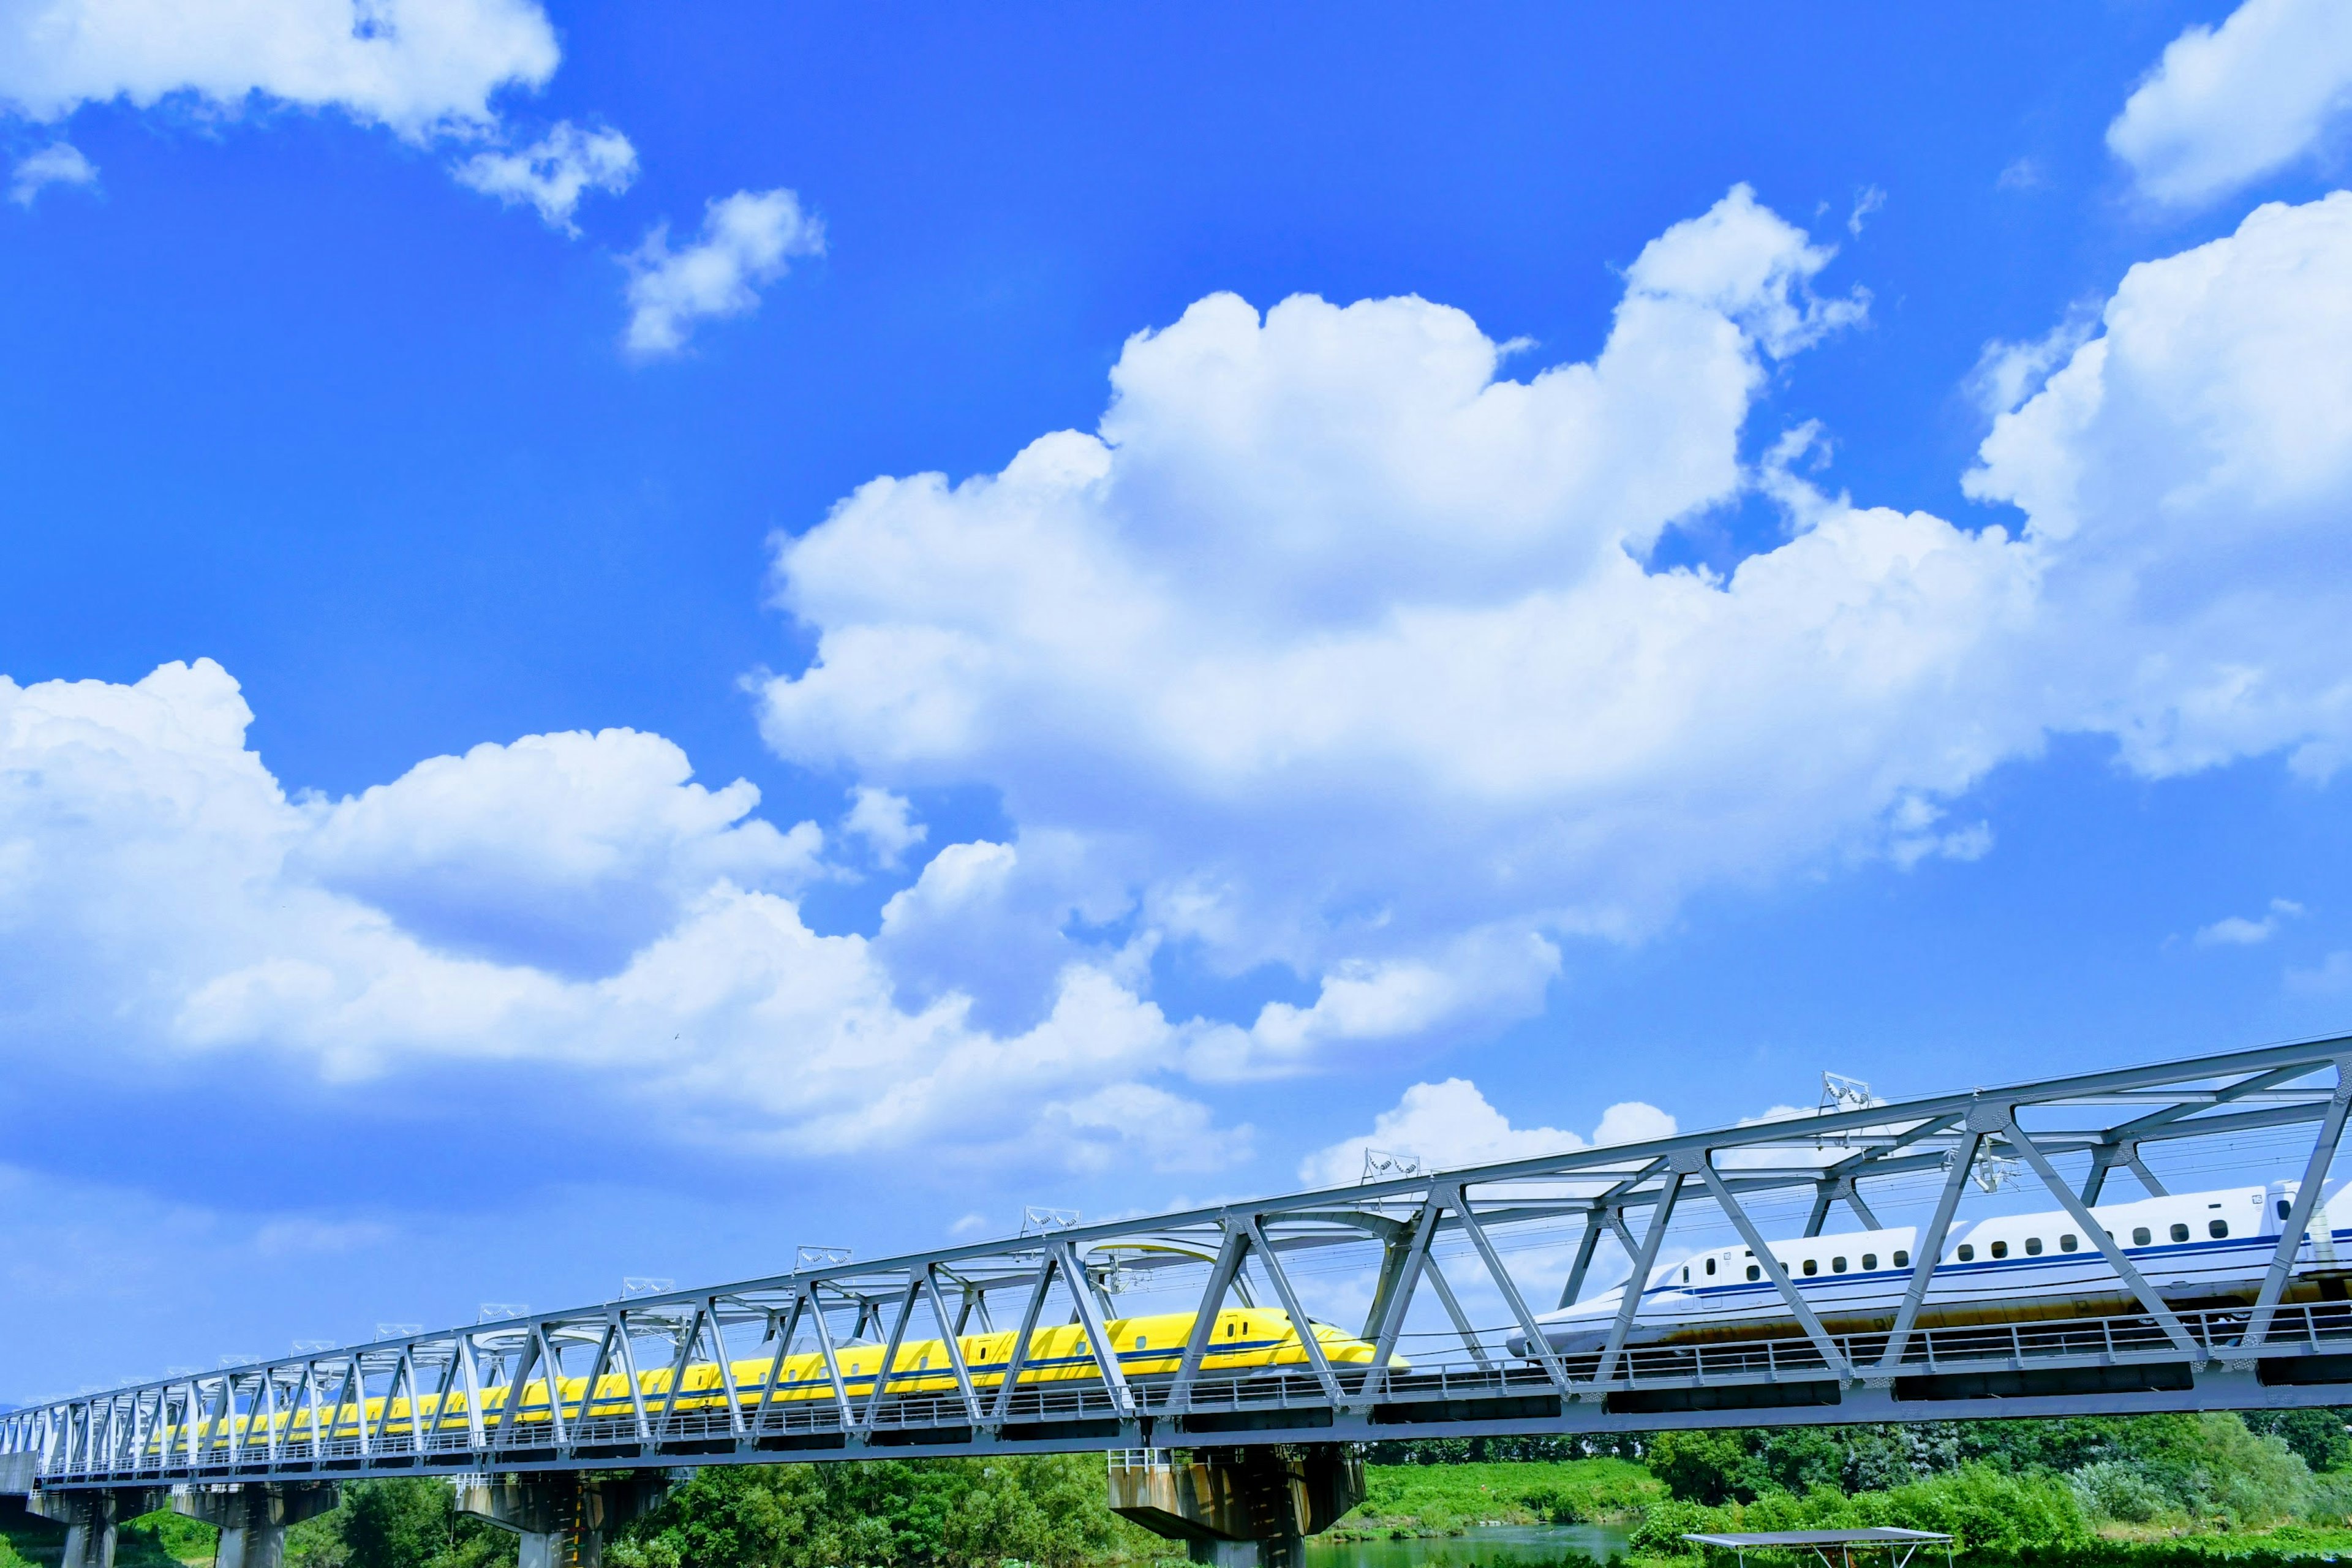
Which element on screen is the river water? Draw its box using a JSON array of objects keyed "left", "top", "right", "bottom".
[{"left": 1305, "top": 1525, "right": 1632, "bottom": 1568}]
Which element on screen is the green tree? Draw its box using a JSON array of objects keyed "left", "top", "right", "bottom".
[
  {"left": 326, "top": 1480, "right": 514, "bottom": 1568},
  {"left": 1645, "top": 1430, "right": 1765, "bottom": 1505},
  {"left": 345, "top": 1480, "right": 455, "bottom": 1568},
  {"left": 2244, "top": 1407, "right": 2352, "bottom": 1474},
  {"left": 607, "top": 1453, "right": 1148, "bottom": 1568}
]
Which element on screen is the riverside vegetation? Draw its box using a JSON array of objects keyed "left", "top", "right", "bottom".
[{"left": 8, "top": 1411, "right": 2352, "bottom": 1568}]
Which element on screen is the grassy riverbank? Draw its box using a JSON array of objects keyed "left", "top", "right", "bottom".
[
  {"left": 1615, "top": 1412, "right": 2352, "bottom": 1568},
  {"left": 1334, "top": 1460, "right": 1664, "bottom": 1539},
  {"left": 14, "top": 1411, "right": 2352, "bottom": 1568}
]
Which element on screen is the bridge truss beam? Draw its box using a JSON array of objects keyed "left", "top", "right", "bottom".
[{"left": 13, "top": 1035, "right": 2352, "bottom": 1488}]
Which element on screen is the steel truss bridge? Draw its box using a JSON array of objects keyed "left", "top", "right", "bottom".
[{"left": 13, "top": 1036, "right": 2352, "bottom": 1497}]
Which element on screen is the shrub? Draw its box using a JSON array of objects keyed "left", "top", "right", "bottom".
[
  {"left": 1629, "top": 1497, "right": 1726, "bottom": 1556},
  {"left": 2169, "top": 1417, "right": 2314, "bottom": 1528},
  {"left": 2301, "top": 1469, "right": 2352, "bottom": 1526},
  {"left": 2071, "top": 1461, "right": 2175, "bottom": 1525},
  {"left": 1855, "top": 1463, "right": 2097, "bottom": 1558}
]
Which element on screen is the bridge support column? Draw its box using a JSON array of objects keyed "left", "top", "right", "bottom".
[
  {"left": 172, "top": 1483, "right": 339, "bottom": 1568},
  {"left": 27, "top": 1488, "right": 166, "bottom": 1568},
  {"left": 454, "top": 1473, "right": 670, "bottom": 1568},
  {"left": 1109, "top": 1446, "right": 1363, "bottom": 1568}
]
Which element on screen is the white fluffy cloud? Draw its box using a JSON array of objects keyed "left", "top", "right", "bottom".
[
  {"left": 2108, "top": 0, "right": 2352, "bottom": 206},
  {"left": 0, "top": 0, "right": 559, "bottom": 138},
  {"left": 1298, "top": 1079, "right": 1675, "bottom": 1188},
  {"left": 9, "top": 139, "right": 94, "bottom": 203},
  {"left": 1218, "top": 930, "right": 1561, "bottom": 1082},
  {"left": 300, "top": 726, "right": 823, "bottom": 976},
  {"left": 17, "top": 184, "right": 2352, "bottom": 1185},
  {"left": 624, "top": 189, "right": 824, "bottom": 358},
  {"left": 0, "top": 659, "right": 1240, "bottom": 1168},
  {"left": 2196, "top": 899, "right": 2304, "bottom": 946},
  {"left": 1967, "top": 191, "right": 2352, "bottom": 780},
  {"left": 843, "top": 785, "right": 926, "bottom": 870},
  {"left": 453, "top": 119, "right": 635, "bottom": 232},
  {"left": 0, "top": 1, "right": 802, "bottom": 361},
  {"left": 761, "top": 186, "right": 2032, "bottom": 1049},
  {"left": 756, "top": 182, "right": 2352, "bottom": 1076}
]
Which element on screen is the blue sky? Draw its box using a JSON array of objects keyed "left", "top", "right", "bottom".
[{"left": 7, "top": 0, "right": 2352, "bottom": 1399}]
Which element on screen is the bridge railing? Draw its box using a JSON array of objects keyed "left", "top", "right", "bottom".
[
  {"left": 13, "top": 1033, "right": 2352, "bottom": 1484},
  {"left": 19, "top": 1298, "right": 2352, "bottom": 1483}
]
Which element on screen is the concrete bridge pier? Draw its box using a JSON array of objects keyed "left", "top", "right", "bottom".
[
  {"left": 24, "top": 1487, "right": 167, "bottom": 1568},
  {"left": 454, "top": 1472, "right": 671, "bottom": 1568},
  {"left": 1109, "top": 1446, "right": 1365, "bottom": 1568},
  {"left": 172, "top": 1483, "right": 339, "bottom": 1568}
]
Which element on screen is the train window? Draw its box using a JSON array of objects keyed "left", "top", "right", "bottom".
[
  {"left": 1705, "top": 1259, "right": 1717, "bottom": 1275},
  {"left": 2281, "top": 1199, "right": 2294, "bottom": 1220},
  {"left": 1893, "top": 1250, "right": 1909, "bottom": 1267},
  {"left": 1863, "top": 1253, "right": 1877, "bottom": 1270},
  {"left": 2133, "top": 1227, "right": 2152, "bottom": 1246},
  {"left": 1135, "top": 1336, "right": 1147, "bottom": 1350},
  {"left": 1746, "top": 1265, "right": 1760, "bottom": 1281},
  {"left": 2171, "top": 1223, "right": 2190, "bottom": 1243},
  {"left": 1832, "top": 1257, "right": 1847, "bottom": 1273},
  {"left": 2209, "top": 1219, "right": 2230, "bottom": 1238},
  {"left": 1989, "top": 1240, "right": 2008, "bottom": 1259},
  {"left": 1802, "top": 1258, "right": 1819, "bottom": 1275},
  {"left": 1682, "top": 1267, "right": 1691, "bottom": 1283},
  {"left": 2060, "top": 1234, "right": 2079, "bottom": 1252},
  {"left": 1957, "top": 1245, "right": 1974, "bottom": 1261},
  {"left": 2024, "top": 1237, "right": 2043, "bottom": 1255}
]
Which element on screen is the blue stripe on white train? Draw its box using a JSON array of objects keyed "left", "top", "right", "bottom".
[{"left": 1510, "top": 1180, "right": 2352, "bottom": 1357}]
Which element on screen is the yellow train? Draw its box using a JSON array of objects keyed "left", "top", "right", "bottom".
[{"left": 146, "top": 1308, "right": 1396, "bottom": 1453}]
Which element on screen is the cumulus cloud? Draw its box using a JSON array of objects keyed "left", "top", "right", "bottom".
[
  {"left": 0, "top": 0, "right": 560, "bottom": 139},
  {"left": 843, "top": 785, "right": 926, "bottom": 870},
  {"left": 2108, "top": 0, "right": 2352, "bottom": 206},
  {"left": 18, "top": 184, "right": 2352, "bottom": 1188},
  {"left": 755, "top": 181, "right": 2352, "bottom": 1077},
  {"left": 453, "top": 119, "right": 635, "bottom": 232},
  {"left": 0, "top": 0, "right": 800, "bottom": 368},
  {"left": 1298, "top": 1079, "right": 1675, "bottom": 1188},
  {"left": 1966, "top": 304, "right": 2101, "bottom": 418},
  {"left": 0, "top": 658, "right": 1243, "bottom": 1170},
  {"left": 760, "top": 185, "right": 2032, "bottom": 1058},
  {"left": 9, "top": 140, "right": 94, "bottom": 204},
  {"left": 1217, "top": 930, "right": 1561, "bottom": 1081},
  {"left": 1048, "top": 1083, "right": 1254, "bottom": 1174},
  {"left": 868, "top": 831, "right": 1164, "bottom": 1039},
  {"left": 624, "top": 189, "right": 823, "bottom": 358},
  {"left": 300, "top": 727, "right": 824, "bottom": 976},
  {"left": 1967, "top": 192, "right": 2352, "bottom": 780},
  {"left": 2195, "top": 898, "right": 2304, "bottom": 947}
]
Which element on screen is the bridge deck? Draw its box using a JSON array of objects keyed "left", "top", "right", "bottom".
[{"left": 28, "top": 1301, "right": 2352, "bottom": 1488}]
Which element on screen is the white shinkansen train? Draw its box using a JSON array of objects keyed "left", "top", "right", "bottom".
[{"left": 1514, "top": 1180, "right": 2352, "bottom": 1356}]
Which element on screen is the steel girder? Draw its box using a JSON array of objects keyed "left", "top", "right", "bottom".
[{"left": 13, "top": 1033, "right": 2352, "bottom": 1485}]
